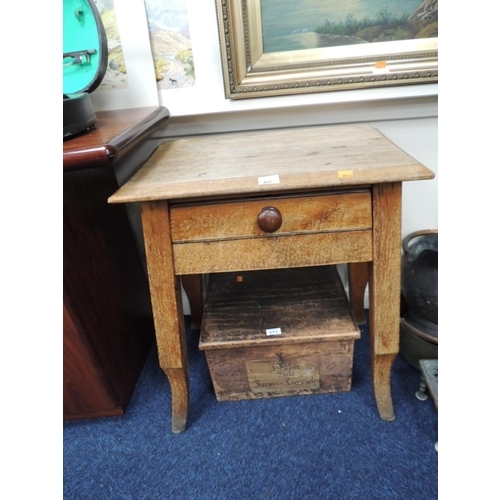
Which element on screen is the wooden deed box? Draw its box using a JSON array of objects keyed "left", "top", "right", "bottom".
[{"left": 199, "top": 265, "right": 360, "bottom": 401}]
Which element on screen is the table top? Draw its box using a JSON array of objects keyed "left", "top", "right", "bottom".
[
  {"left": 108, "top": 124, "right": 434, "bottom": 204},
  {"left": 63, "top": 106, "right": 169, "bottom": 172}
]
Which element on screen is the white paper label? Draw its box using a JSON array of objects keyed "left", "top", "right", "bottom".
[
  {"left": 266, "top": 327, "right": 282, "bottom": 336},
  {"left": 258, "top": 174, "right": 280, "bottom": 185}
]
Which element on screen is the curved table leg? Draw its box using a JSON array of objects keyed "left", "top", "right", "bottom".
[
  {"left": 371, "top": 352, "right": 397, "bottom": 421},
  {"left": 369, "top": 182, "right": 402, "bottom": 421},
  {"left": 141, "top": 201, "right": 190, "bottom": 433},
  {"left": 165, "top": 367, "right": 190, "bottom": 433}
]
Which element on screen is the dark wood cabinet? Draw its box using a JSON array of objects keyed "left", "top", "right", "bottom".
[{"left": 63, "top": 106, "right": 169, "bottom": 420}]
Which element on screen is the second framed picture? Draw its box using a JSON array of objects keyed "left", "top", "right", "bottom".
[{"left": 215, "top": 0, "right": 438, "bottom": 99}]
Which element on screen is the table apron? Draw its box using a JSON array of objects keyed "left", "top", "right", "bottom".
[{"left": 172, "top": 230, "right": 373, "bottom": 275}]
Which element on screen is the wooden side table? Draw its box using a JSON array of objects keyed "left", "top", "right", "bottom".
[
  {"left": 63, "top": 106, "right": 169, "bottom": 420},
  {"left": 109, "top": 124, "right": 435, "bottom": 432}
]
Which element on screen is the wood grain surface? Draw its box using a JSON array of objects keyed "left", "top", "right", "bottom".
[
  {"left": 108, "top": 124, "right": 434, "bottom": 203},
  {"left": 173, "top": 230, "right": 373, "bottom": 275}
]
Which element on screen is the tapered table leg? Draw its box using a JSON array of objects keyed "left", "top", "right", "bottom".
[
  {"left": 347, "top": 262, "right": 369, "bottom": 324},
  {"left": 141, "top": 201, "right": 190, "bottom": 432},
  {"left": 369, "top": 182, "right": 402, "bottom": 421},
  {"left": 165, "top": 367, "right": 189, "bottom": 432}
]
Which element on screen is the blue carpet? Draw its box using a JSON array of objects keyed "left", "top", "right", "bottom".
[{"left": 64, "top": 315, "right": 438, "bottom": 500}]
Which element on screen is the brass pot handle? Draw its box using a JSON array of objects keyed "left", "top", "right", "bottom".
[{"left": 402, "top": 229, "right": 438, "bottom": 261}]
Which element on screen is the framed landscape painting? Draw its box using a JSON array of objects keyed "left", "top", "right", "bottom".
[{"left": 214, "top": 0, "right": 438, "bottom": 99}]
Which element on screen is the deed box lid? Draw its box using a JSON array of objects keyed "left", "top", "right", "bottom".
[{"left": 200, "top": 265, "right": 360, "bottom": 350}]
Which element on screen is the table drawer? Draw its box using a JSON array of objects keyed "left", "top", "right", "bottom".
[{"left": 170, "top": 190, "right": 372, "bottom": 243}]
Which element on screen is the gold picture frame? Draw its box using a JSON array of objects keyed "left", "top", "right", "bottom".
[{"left": 215, "top": 0, "right": 438, "bottom": 99}]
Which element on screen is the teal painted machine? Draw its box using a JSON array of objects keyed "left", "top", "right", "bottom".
[{"left": 63, "top": 0, "right": 108, "bottom": 137}]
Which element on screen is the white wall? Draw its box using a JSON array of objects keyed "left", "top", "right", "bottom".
[
  {"left": 119, "top": 103, "right": 438, "bottom": 241},
  {"left": 116, "top": 108, "right": 437, "bottom": 314},
  {"left": 147, "top": 0, "right": 437, "bottom": 236},
  {"left": 113, "top": 0, "right": 438, "bottom": 314},
  {"left": 112, "top": 0, "right": 438, "bottom": 239}
]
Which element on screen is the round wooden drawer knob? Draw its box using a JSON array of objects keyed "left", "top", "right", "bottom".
[{"left": 257, "top": 206, "right": 282, "bottom": 233}]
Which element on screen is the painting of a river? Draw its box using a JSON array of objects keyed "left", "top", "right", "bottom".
[
  {"left": 94, "top": 0, "right": 129, "bottom": 91},
  {"left": 260, "top": 0, "right": 438, "bottom": 53},
  {"left": 144, "top": 0, "right": 195, "bottom": 89}
]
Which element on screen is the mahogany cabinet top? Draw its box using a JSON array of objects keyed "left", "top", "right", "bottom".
[
  {"left": 108, "top": 124, "right": 434, "bottom": 204},
  {"left": 63, "top": 106, "right": 169, "bottom": 172}
]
